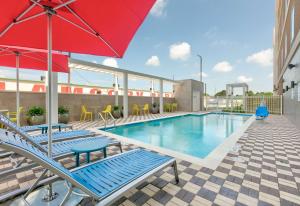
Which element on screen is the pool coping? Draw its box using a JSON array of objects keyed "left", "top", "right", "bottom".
[{"left": 90, "top": 112, "right": 255, "bottom": 170}]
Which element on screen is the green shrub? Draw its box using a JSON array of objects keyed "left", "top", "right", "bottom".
[
  {"left": 27, "top": 106, "right": 45, "bottom": 117},
  {"left": 113, "top": 105, "right": 120, "bottom": 111},
  {"left": 58, "top": 106, "right": 69, "bottom": 115},
  {"left": 152, "top": 102, "right": 158, "bottom": 108}
]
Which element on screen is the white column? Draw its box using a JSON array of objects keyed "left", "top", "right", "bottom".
[
  {"left": 151, "top": 80, "right": 154, "bottom": 104},
  {"left": 46, "top": 72, "right": 58, "bottom": 124},
  {"left": 114, "top": 74, "right": 119, "bottom": 106},
  {"left": 159, "top": 79, "right": 163, "bottom": 114},
  {"left": 68, "top": 69, "right": 71, "bottom": 85},
  {"left": 123, "top": 72, "right": 128, "bottom": 118}
]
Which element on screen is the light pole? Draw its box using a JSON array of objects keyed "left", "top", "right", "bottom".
[
  {"left": 197, "top": 54, "right": 203, "bottom": 111},
  {"left": 197, "top": 54, "right": 202, "bottom": 82}
]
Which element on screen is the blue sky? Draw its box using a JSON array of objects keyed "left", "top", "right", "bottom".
[{"left": 1, "top": 0, "right": 275, "bottom": 95}]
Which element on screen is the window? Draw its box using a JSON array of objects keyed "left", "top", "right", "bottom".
[{"left": 291, "top": 7, "right": 295, "bottom": 44}]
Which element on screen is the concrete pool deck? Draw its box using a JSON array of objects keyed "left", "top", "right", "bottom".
[{"left": 1, "top": 113, "right": 300, "bottom": 205}]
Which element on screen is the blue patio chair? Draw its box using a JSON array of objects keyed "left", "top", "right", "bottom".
[
  {"left": 255, "top": 105, "right": 269, "bottom": 120},
  {"left": 0, "top": 130, "right": 178, "bottom": 206},
  {"left": 0, "top": 113, "right": 94, "bottom": 144}
]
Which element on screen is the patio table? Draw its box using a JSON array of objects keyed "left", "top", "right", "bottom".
[
  {"left": 37, "top": 123, "right": 67, "bottom": 134},
  {"left": 71, "top": 140, "right": 109, "bottom": 167}
]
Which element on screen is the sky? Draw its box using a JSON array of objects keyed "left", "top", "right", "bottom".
[{"left": 0, "top": 0, "right": 275, "bottom": 95}]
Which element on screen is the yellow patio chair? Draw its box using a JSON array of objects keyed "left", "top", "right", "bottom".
[
  {"left": 80, "top": 105, "right": 93, "bottom": 121},
  {"left": 132, "top": 104, "right": 140, "bottom": 115},
  {"left": 102, "top": 105, "right": 112, "bottom": 119},
  {"left": 164, "top": 103, "right": 171, "bottom": 112},
  {"left": 7, "top": 107, "right": 23, "bottom": 123},
  {"left": 143, "top": 104, "right": 150, "bottom": 115},
  {"left": 171, "top": 103, "right": 178, "bottom": 112}
]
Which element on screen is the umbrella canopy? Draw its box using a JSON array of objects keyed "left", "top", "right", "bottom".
[
  {"left": 0, "top": 1, "right": 155, "bottom": 201},
  {"left": 0, "top": 46, "right": 69, "bottom": 73},
  {"left": 0, "top": 0, "right": 155, "bottom": 57}
]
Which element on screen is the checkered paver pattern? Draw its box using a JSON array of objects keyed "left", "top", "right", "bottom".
[{"left": 1, "top": 114, "right": 300, "bottom": 206}]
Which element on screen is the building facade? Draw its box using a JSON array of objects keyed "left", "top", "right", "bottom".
[{"left": 274, "top": 0, "right": 300, "bottom": 128}]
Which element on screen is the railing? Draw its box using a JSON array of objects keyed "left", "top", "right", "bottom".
[
  {"left": 98, "top": 112, "right": 116, "bottom": 130},
  {"left": 204, "top": 95, "right": 282, "bottom": 115},
  {"left": 108, "top": 112, "right": 116, "bottom": 127},
  {"left": 98, "top": 113, "right": 107, "bottom": 129}
]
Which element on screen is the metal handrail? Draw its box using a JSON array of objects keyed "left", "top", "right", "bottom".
[
  {"left": 98, "top": 112, "right": 107, "bottom": 129},
  {"left": 108, "top": 112, "right": 116, "bottom": 127}
]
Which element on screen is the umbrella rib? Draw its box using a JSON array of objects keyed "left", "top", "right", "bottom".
[
  {"left": 0, "top": 1, "right": 42, "bottom": 37},
  {"left": 22, "top": 53, "right": 66, "bottom": 72},
  {"left": 55, "top": 14, "right": 121, "bottom": 57},
  {"left": 0, "top": 47, "right": 13, "bottom": 55},
  {"left": 58, "top": 0, "right": 97, "bottom": 35},
  {"left": 29, "top": 0, "right": 44, "bottom": 9},
  {"left": 56, "top": 0, "right": 121, "bottom": 57},
  {"left": 15, "top": 11, "right": 47, "bottom": 25},
  {"left": 53, "top": 0, "right": 77, "bottom": 10}
]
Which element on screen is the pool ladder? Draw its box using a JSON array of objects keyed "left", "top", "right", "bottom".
[{"left": 98, "top": 112, "right": 116, "bottom": 130}]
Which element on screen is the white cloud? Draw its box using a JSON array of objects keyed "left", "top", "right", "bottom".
[
  {"left": 145, "top": 56, "right": 160, "bottom": 67},
  {"left": 237, "top": 75, "right": 253, "bottom": 83},
  {"left": 246, "top": 48, "right": 273, "bottom": 67},
  {"left": 102, "top": 58, "right": 118, "bottom": 68},
  {"left": 92, "top": 60, "right": 97, "bottom": 64},
  {"left": 169, "top": 42, "right": 191, "bottom": 61},
  {"left": 150, "top": 0, "right": 167, "bottom": 17},
  {"left": 212, "top": 61, "right": 233, "bottom": 73}
]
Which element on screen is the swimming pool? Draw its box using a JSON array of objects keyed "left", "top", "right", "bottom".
[{"left": 104, "top": 113, "right": 251, "bottom": 158}]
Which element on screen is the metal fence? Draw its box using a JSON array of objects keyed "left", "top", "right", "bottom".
[{"left": 204, "top": 96, "right": 282, "bottom": 115}]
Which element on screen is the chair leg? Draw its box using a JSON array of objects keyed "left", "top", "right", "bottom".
[
  {"left": 84, "top": 113, "right": 86, "bottom": 121},
  {"left": 173, "top": 161, "right": 179, "bottom": 184},
  {"left": 59, "top": 183, "right": 73, "bottom": 206},
  {"left": 24, "top": 169, "right": 48, "bottom": 199},
  {"left": 118, "top": 142, "right": 123, "bottom": 153}
]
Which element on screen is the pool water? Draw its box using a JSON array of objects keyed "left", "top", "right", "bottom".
[{"left": 104, "top": 113, "right": 250, "bottom": 158}]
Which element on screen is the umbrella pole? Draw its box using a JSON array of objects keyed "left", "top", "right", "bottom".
[
  {"left": 43, "top": 11, "right": 58, "bottom": 202},
  {"left": 16, "top": 53, "right": 20, "bottom": 127}
]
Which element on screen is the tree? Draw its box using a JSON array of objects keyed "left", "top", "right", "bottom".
[
  {"left": 246, "top": 91, "right": 254, "bottom": 96},
  {"left": 255, "top": 92, "right": 273, "bottom": 96},
  {"left": 214, "top": 90, "right": 226, "bottom": 97}
]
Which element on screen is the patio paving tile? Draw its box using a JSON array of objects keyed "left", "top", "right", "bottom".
[{"left": 1, "top": 114, "right": 300, "bottom": 206}]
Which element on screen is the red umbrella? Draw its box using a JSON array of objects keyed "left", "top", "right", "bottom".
[
  {"left": 0, "top": 45, "right": 69, "bottom": 126},
  {"left": 0, "top": 45, "right": 69, "bottom": 73},
  {"left": 0, "top": 0, "right": 155, "bottom": 201},
  {"left": 0, "top": 0, "right": 155, "bottom": 57}
]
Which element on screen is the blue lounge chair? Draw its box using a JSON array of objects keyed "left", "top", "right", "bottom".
[
  {"left": 255, "top": 105, "right": 269, "bottom": 120},
  {"left": 0, "top": 113, "right": 94, "bottom": 144},
  {"left": 0, "top": 113, "right": 122, "bottom": 177},
  {"left": 0, "top": 130, "right": 178, "bottom": 206}
]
